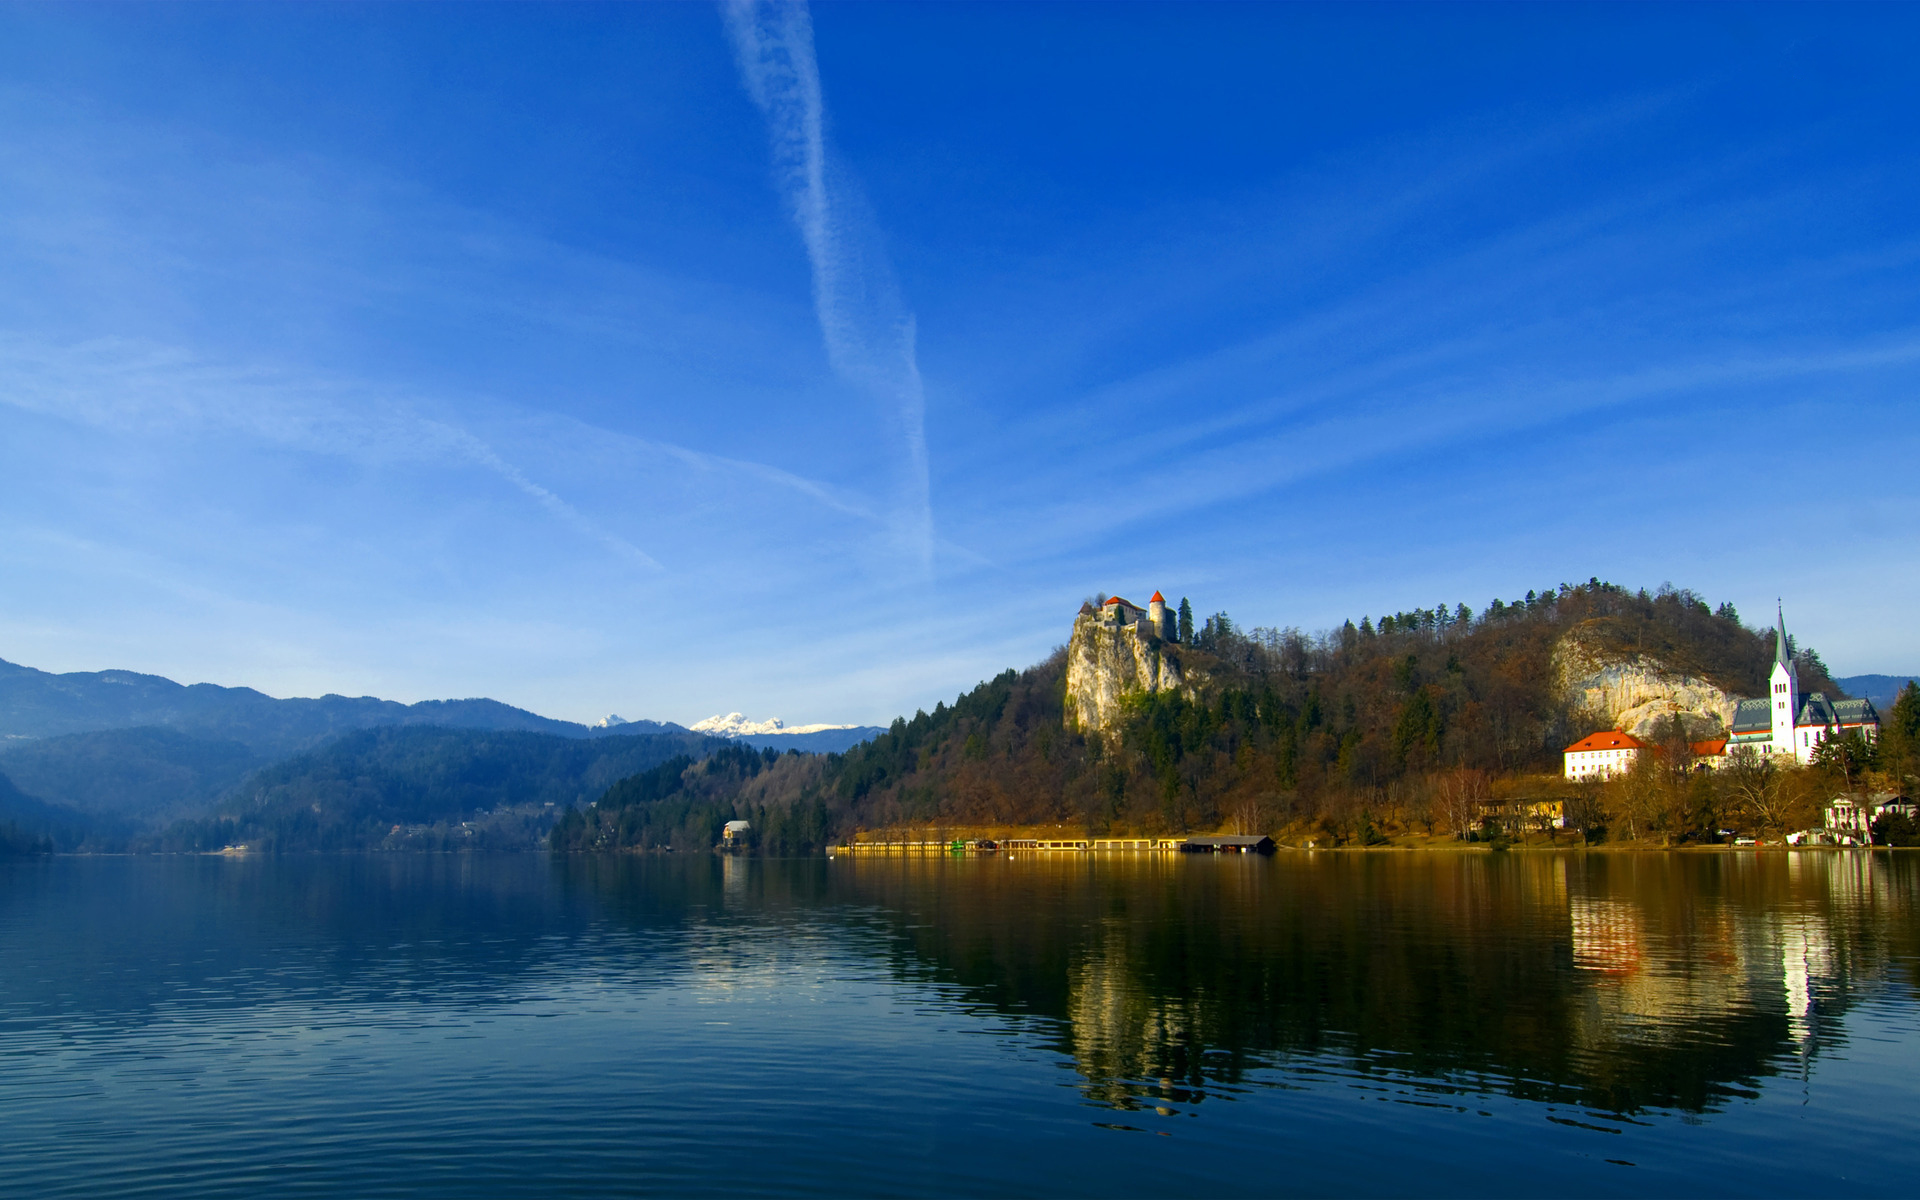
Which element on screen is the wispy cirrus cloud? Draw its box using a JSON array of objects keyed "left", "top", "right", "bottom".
[
  {"left": 0, "top": 334, "right": 670, "bottom": 567},
  {"left": 720, "top": 0, "right": 934, "bottom": 575}
]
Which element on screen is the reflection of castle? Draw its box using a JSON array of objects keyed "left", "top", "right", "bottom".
[{"left": 1065, "top": 925, "right": 1201, "bottom": 1112}]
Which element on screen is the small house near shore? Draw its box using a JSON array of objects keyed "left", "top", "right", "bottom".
[{"left": 1182, "top": 835, "right": 1276, "bottom": 854}]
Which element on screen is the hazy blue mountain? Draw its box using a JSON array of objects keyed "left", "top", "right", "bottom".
[
  {"left": 0, "top": 768, "right": 98, "bottom": 851},
  {"left": 151, "top": 726, "right": 726, "bottom": 853},
  {"left": 0, "top": 656, "right": 684, "bottom": 756},
  {"left": 0, "top": 726, "right": 269, "bottom": 826},
  {"left": 1834, "top": 675, "right": 1919, "bottom": 709}
]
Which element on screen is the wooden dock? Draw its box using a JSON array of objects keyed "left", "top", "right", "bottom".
[{"left": 829, "top": 835, "right": 1197, "bottom": 856}]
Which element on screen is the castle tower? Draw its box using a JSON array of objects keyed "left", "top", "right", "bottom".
[
  {"left": 1769, "top": 603, "right": 1799, "bottom": 760},
  {"left": 1148, "top": 591, "right": 1171, "bottom": 640}
]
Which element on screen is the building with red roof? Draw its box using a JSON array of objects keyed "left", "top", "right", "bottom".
[
  {"left": 1083, "top": 590, "right": 1176, "bottom": 641},
  {"left": 1563, "top": 730, "right": 1647, "bottom": 781}
]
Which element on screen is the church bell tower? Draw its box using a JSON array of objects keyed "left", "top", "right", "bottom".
[{"left": 1769, "top": 604, "right": 1799, "bottom": 760}]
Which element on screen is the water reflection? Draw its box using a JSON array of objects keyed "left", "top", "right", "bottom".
[
  {"left": 802, "top": 851, "right": 1920, "bottom": 1118},
  {"left": 4, "top": 850, "right": 1916, "bottom": 1133}
]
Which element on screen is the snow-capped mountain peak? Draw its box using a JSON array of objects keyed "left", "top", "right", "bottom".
[
  {"left": 690, "top": 712, "right": 857, "bottom": 737},
  {"left": 592, "top": 714, "right": 631, "bottom": 729}
]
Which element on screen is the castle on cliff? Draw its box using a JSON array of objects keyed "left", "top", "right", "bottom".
[
  {"left": 1077, "top": 591, "right": 1176, "bottom": 642},
  {"left": 1067, "top": 590, "right": 1188, "bottom": 733}
]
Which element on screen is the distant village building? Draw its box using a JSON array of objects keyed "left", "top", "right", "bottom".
[
  {"left": 721, "top": 819, "right": 751, "bottom": 847},
  {"left": 1563, "top": 730, "right": 1647, "bottom": 780},
  {"left": 1689, "top": 738, "right": 1729, "bottom": 770},
  {"left": 1477, "top": 797, "right": 1568, "bottom": 830},
  {"left": 1818, "top": 795, "right": 1916, "bottom": 844},
  {"left": 1181, "top": 835, "right": 1277, "bottom": 854},
  {"left": 1728, "top": 607, "right": 1880, "bottom": 764}
]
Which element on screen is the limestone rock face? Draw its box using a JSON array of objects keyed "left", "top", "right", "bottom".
[
  {"left": 1065, "top": 613, "right": 1195, "bottom": 734},
  {"left": 1553, "top": 627, "right": 1742, "bottom": 739}
]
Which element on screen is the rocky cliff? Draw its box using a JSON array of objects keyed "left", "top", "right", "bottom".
[
  {"left": 1553, "top": 624, "right": 1743, "bottom": 738},
  {"left": 1064, "top": 613, "right": 1196, "bottom": 734}
]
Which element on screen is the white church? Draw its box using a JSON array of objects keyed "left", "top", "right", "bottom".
[{"left": 1726, "top": 607, "right": 1880, "bottom": 764}]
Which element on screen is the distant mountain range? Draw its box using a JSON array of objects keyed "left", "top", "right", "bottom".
[
  {"left": 1834, "top": 675, "right": 1919, "bottom": 709},
  {"left": 0, "top": 655, "right": 880, "bottom": 845},
  {"left": 604, "top": 710, "right": 884, "bottom": 754},
  {"left": 0, "top": 656, "right": 679, "bottom": 753}
]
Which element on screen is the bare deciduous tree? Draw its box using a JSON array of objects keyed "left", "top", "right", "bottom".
[
  {"left": 1435, "top": 768, "right": 1488, "bottom": 840},
  {"left": 1723, "top": 745, "right": 1791, "bottom": 834}
]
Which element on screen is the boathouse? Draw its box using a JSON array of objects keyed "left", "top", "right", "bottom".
[{"left": 1181, "top": 835, "right": 1276, "bottom": 854}]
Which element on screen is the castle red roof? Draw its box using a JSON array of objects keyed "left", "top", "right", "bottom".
[
  {"left": 1150, "top": 591, "right": 1165, "bottom": 603},
  {"left": 1103, "top": 596, "right": 1137, "bottom": 609},
  {"left": 1564, "top": 731, "right": 1647, "bottom": 754}
]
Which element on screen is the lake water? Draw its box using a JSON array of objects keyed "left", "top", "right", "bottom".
[{"left": 2, "top": 851, "right": 1916, "bottom": 1197}]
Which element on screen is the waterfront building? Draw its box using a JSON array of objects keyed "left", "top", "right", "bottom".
[
  {"left": 1182, "top": 835, "right": 1276, "bottom": 854},
  {"left": 1822, "top": 795, "right": 1916, "bottom": 843},
  {"left": 1563, "top": 730, "right": 1647, "bottom": 781}
]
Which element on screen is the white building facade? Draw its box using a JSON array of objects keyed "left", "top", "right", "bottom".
[
  {"left": 1727, "top": 608, "right": 1880, "bottom": 765},
  {"left": 1563, "top": 730, "right": 1648, "bottom": 780}
]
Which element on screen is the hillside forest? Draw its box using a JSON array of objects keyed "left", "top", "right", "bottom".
[{"left": 552, "top": 580, "right": 1920, "bottom": 854}]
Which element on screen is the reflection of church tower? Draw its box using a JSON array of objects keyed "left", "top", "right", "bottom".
[{"left": 1770, "top": 605, "right": 1799, "bottom": 760}]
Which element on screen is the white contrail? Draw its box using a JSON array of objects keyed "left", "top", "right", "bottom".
[
  {"left": 0, "top": 334, "right": 663, "bottom": 570},
  {"left": 720, "top": 0, "right": 934, "bottom": 575}
]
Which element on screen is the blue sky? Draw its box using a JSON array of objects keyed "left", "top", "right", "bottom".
[{"left": 2, "top": 2, "right": 1916, "bottom": 726}]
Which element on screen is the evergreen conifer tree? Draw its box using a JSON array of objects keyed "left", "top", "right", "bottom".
[
  {"left": 1177, "top": 598, "right": 1193, "bottom": 644},
  {"left": 1884, "top": 682, "right": 1920, "bottom": 786}
]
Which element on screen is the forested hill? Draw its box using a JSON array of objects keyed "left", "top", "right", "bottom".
[
  {"left": 583, "top": 580, "right": 1855, "bottom": 849},
  {"left": 0, "top": 655, "right": 690, "bottom": 830},
  {"left": 149, "top": 726, "right": 722, "bottom": 853},
  {"left": 0, "top": 768, "right": 69, "bottom": 855}
]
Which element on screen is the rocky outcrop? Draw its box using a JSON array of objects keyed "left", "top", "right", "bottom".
[
  {"left": 1065, "top": 613, "right": 1197, "bottom": 734},
  {"left": 1553, "top": 626, "right": 1742, "bottom": 739}
]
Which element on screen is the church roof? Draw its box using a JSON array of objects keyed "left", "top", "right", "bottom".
[
  {"left": 1797, "top": 693, "right": 1837, "bottom": 727},
  {"left": 1798, "top": 694, "right": 1880, "bottom": 728},
  {"left": 1565, "top": 731, "right": 1647, "bottom": 754},
  {"left": 1832, "top": 698, "right": 1880, "bottom": 725},
  {"left": 1730, "top": 698, "right": 1773, "bottom": 735},
  {"left": 1775, "top": 606, "right": 1791, "bottom": 668}
]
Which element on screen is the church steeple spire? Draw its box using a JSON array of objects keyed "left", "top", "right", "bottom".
[{"left": 1775, "top": 602, "right": 1790, "bottom": 668}]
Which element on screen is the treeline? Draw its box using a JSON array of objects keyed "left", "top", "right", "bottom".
[
  {"left": 548, "top": 743, "right": 835, "bottom": 855},
  {"left": 676, "top": 579, "right": 1864, "bottom": 847},
  {"left": 0, "top": 821, "right": 53, "bottom": 857},
  {"left": 0, "top": 768, "right": 94, "bottom": 853},
  {"left": 147, "top": 726, "right": 720, "bottom": 853}
]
